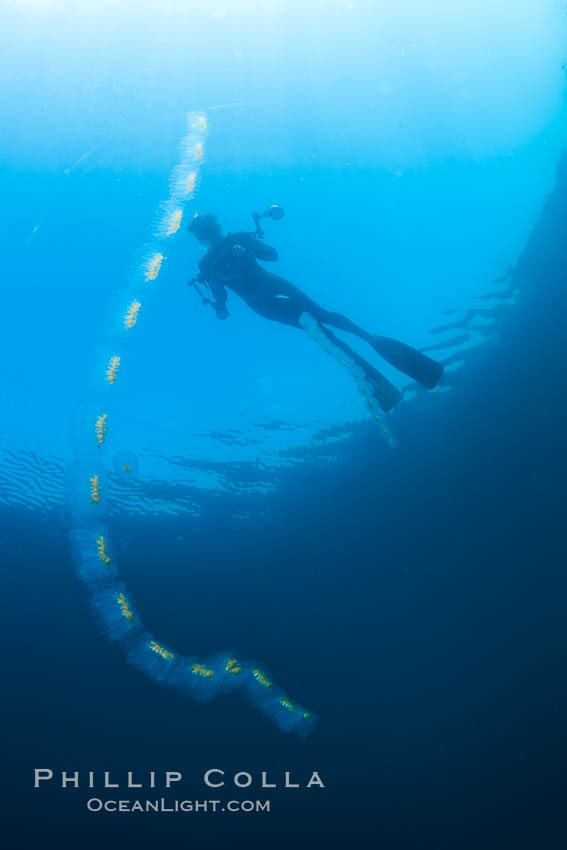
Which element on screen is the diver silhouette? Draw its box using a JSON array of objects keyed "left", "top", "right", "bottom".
[{"left": 187, "top": 210, "right": 443, "bottom": 411}]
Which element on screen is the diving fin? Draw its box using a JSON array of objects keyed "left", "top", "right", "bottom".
[
  {"left": 372, "top": 335, "right": 444, "bottom": 389},
  {"left": 364, "top": 363, "right": 403, "bottom": 412},
  {"left": 316, "top": 320, "right": 403, "bottom": 412}
]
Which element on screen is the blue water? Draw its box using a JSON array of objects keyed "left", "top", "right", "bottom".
[{"left": 1, "top": 2, "right": 567, "bottom": 847}]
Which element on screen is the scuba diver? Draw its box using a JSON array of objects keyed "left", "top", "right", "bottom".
[{"left": 187, "top": 207, "right": 443, "bottom": 411}]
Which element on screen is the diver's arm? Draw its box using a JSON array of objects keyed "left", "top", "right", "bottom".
[
  {"left": 232, "top": 232, "right": 278, "bottom": 262},
  {"left": 253, "top": 240, "right": 278, "bottom": 261},
  {"left": 209, "top": 280, "right": 229, "bottom": 320}
]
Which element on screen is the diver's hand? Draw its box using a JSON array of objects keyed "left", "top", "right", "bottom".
[{"left": 214, "top": 303, "right": 229, "bottom": 320}]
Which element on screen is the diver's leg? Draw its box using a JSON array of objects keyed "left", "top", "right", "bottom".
[
  {"left": 310, "top": 300, "right": 443, "bottom": 389},
  {"left": 311, "top": 306, "right": 374, "bottom": 343},
  {"left": 249, "top": 273, "right": 443, "bottom": 390},
  {"left": 273, "top": 284, "right": 375, "bottom": 340},
  {"left": 242, "top": 292, "right": 400, "bottom": 408},
  {"left": 316, "top": 324, "right": 402, "bottom": 412},
  {"left": 308, "top": 303, "right": 444, "bottom": 389},
  {"left": 254, "top": 273, "right": 370, "bottom": 335}
]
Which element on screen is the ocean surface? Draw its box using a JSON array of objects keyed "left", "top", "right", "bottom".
[{"left": 1, "top": 2, "right": 567, "bottom": 847}]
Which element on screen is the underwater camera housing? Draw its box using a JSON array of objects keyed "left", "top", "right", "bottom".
[{"left": 252, "top": 204, "right": 284, "bottom": 238}]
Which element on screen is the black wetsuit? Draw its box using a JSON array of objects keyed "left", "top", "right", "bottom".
[
  {"left": 195, "top": 231, "right": 443, "bottom": 411},
  {"left": 199, "top": 232, "right": 378, "bottom": 333}
]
